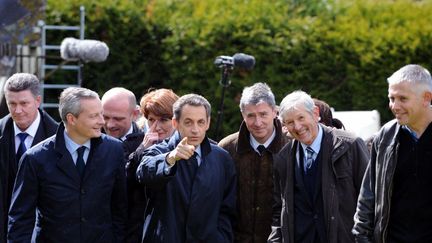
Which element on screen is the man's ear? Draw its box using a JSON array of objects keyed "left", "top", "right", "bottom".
[
  {"left": 132, "top": 105, "right": 140, "bottom": 121},
  {"left": 35, "top": 95, "right": 42, "bottom": 108},
  {"left": 205, "top": 116, "right": 211, "bottom": 131},
  {"left": 312, "top": 105, "right": 320, "bottom": 121},
  {"left": 423, "top": 91, "right": 432, "bottom": 107},
  {"left": 66, "top": 113, "right": 76, "bottom": 125},
  {"left": 172, "top": 118, "right": 178, "bottom": 130}
]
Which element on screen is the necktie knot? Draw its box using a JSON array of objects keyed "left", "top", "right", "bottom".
[
  {"left": 18, "top": 132, "right": 28, "bottom": 142},
  {"left": 190, "top": 152, "right": 199, "bottom": 166},
  {"left": 257, "top": 145, "right": 266, "bottom": 156},
  {"left": 77, "top": 146, "right": 86, "bottom": 158}
]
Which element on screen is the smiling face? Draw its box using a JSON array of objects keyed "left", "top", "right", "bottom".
[
  {"left": 388, "top": 81, "right": 431, "bottom": 129},
  {"left": 241, "top": 102, "right": 277, "bottom": 144},
  {"left": 102, "top": 97, "right": 134, "bottom": 139},
  {"left": 5, "top": 90, "right": 41, "bottom": 131},
  {"left": 66, "top": 98, "right": 105, "bottom": 144},
  {"left": 281, "top": 104, "right": 320, "bottom": 145},
  {"left": 173, "top": 104, "right": 210, "bottom": 147}
]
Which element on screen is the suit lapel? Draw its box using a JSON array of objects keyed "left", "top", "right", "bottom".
[
  {"left": 4, "top": 119, "right": 19, "bottom": 174},
  {"left": 54, "top": 124, "right": 81, "bottom": 184},
  {"left": 56, "top": 150, "right": 81, "bottom": 185},
  {"left": 319, "top": 129, "right": 333, "bottom": 220},
  {"left": 32, "top": 119, "right": 46, "bottom": 146}
]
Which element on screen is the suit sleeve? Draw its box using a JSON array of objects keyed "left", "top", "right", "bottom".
[
  {"left": 352, "top": 137, "right": 376, "bottom": 243},
  {"left": 351, "top": 137, "right": 370, "bottom": 194},
  {"left": 217, "top": 154, "right": 237, "bottom": 242},
  {"left": 136, "top": 143, "right": 177, "bottom": 188},
  {"left": 7, "top": 154, "right": 38, "bottom": 242},
  {"left": 111, "top": 146, "right": 128, "bottom": 242},
  {"left": 268, "top": 153, "right": 283, "bottom": 243}
]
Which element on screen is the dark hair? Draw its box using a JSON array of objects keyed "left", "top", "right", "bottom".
[
  {"left": 313, "top": 98, "right": 345, "bottom": 129},
  {"left": 173, "top": 94, "right": 211, "bottom": 120}
]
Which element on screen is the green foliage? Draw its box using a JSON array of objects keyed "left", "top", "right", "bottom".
[{"left": 45, "top": 0, "right": 432, "bottom": 139}]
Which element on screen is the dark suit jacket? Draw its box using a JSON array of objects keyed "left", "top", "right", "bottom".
[
  {"left": 0, "top": 109, "right": 58, "bottom": 242},
  {"left": 269, "top": 125, "right": 369, "bottom": 243},
  {"left": 136, "top": 131, "right": 237, "bottom": 243},
  {"left": 7, "top": 123, "right": 127, "bottom": 243}
]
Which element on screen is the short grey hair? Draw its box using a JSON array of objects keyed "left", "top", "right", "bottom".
[
  {"left": 387, "top": 64, "right": 432, "bottom": 93},
  {"left": 278, "top": 90, "right": 315, "bottom": 121},
  {"left": 4, "top": 73, "right": 40, "bottom": 97},
  {"left": 173, "top": 94, "right": 211, "bottom": 120},
  {"left": 59, "top": 87, "right": 100, "bottom": 123},
  {"left": 239, "top": 82, "right": 276, "bottom": 112}
]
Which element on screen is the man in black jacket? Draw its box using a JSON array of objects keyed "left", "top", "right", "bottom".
[
  {"left": 269, "top": 90, "right": 368, "bottom": 243},
  {"left": 353, "top": 64, "right": 432, "bottom": 243},
  {"left": 0, "top": 73, "right": 58, "bottom": 242}
]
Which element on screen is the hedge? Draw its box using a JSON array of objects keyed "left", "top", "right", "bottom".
[{"left": 45, "top": 0, "right": 432, "bottom": 140}]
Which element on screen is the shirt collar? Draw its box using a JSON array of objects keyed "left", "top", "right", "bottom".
[
  {"left": 14, "top": 110, "right": 40, "bottom": 138},
  {"left": 120, "top": 124, "right": 134, "bottom": 141},
  {"left": 64, "top": 130, "right": 91, "bottom": 155},
  {"left": 249, "top": 128, "right": 276, "bottom": 152}
]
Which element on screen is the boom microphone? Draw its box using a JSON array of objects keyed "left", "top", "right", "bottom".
[
  {"left": 60, "top": 37, "right": 109, "bottom": 63},
  {"left": 214, "top": 53, "right": 255, "bottom": 70}
]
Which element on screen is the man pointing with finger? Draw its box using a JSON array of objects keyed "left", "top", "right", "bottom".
[{"left": 136, "top": 94, "right": 237, "bottom": 243}]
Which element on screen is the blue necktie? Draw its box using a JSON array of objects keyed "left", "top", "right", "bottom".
[
  {"left": 305, "top": 146, "right": 314, "bottom": 171},
  {"left": 16, "top": 133, "right": 29, "bottom": 163},
  {"left": 76, "top": 146, "right": 86, "bottom": 177}
]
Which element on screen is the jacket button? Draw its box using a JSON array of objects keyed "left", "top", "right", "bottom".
[
  {"left": 81, "top": 189, "right": 86, "bottom": 194},
  {"left": 81, "top": 217, "right": 87, "bottom": 222},
  {"left": 331, "top": 216, "right": 335, "bottom": 220},
  {"left": 313, "top": 214, "right": 318, "bottom": 220}
]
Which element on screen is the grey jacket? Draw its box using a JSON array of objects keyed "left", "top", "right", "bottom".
[
  {"left": 269, "top": 125, "right": 369, "bottom": 243},
  {"left": 352, "top": 120, "right": 400, "bottom": 243}
]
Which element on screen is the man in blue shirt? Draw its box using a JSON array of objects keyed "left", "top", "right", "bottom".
[{"left": 8, "top": 87, "right": 127, "bottom": 242}]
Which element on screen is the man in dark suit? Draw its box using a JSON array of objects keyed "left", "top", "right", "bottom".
[
  {"left": 7, "top": 87, "right": 127, "bottom": 242},
  {"left": 0, "top": 73, "right": 58, "bottom": 242},
  {"left": 268, "top": 90, "right": 369, "bottom": 243},
  {"left": 136, "top": 94, "right": 237, "bottom": 243}
]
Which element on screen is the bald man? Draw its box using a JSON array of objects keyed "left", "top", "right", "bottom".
[{"left": 101, "top": 87, "right": 140, "bottom": 140}]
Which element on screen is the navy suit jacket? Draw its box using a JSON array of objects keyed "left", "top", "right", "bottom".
[
  {"left": 136, "top": 131, "right": 237, "bottom": 243},
  {"left": 0, "top": 109, "right": 58, "bottom": 242},
  {"left": 7, "top": 123, "right": 127, "bottom": 243}
]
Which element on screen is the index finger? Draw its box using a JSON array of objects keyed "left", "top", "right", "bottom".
[
  {"left": 180, "top": 137, "right": 188, "bottom": 145},
  {"left": 149, "top": 120, "right": 158, "bottom": 132}
]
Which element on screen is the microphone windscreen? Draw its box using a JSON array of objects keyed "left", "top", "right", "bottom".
[
  {"left": 60, "top": 37, "right": 109, "bottom": 63},
  {"left": 233, "top": 53, "right": 255, "bottom": 70}
]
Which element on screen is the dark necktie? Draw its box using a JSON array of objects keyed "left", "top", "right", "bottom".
[
  {"left": 76, "top": 146, "right": 86, "bottom": 177},
  {"left": 16, "top": 132, "right": 29, "bottom": 163},
  {"left": 187, "top": 152, "right": 199, "bottom": 177},
  {"left": 257, "top": 145, "right": 266, "bottom": 156},
  {"left": 305, "top": 146, "right": 314, "bottom": 171}
]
